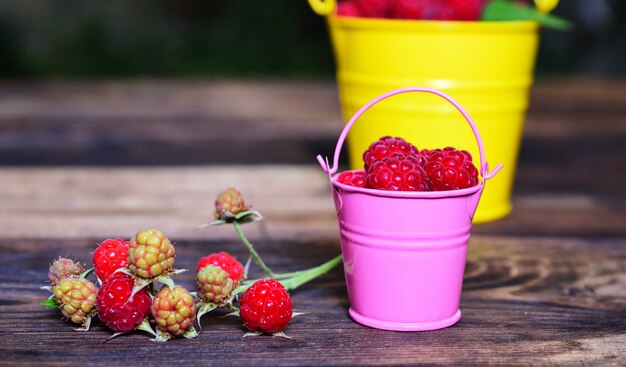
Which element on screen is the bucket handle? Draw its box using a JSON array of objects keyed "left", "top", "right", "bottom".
[
  {"left": 316, "top": 87, "right": 503, "bottom": 181},
  {"left": 307, "top": 0, "right": 336, "bottom": 16}
]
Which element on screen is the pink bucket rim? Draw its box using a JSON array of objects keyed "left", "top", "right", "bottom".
[{"left": 332, "top": 173, "right": 483, "bottom": 198}]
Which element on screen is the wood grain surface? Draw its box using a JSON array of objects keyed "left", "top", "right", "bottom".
[
  {"left": 1, "top": 236, "right": 625, "bottom": 366},
  {"left": 0, "top": 79, "right": 625, "bottom": 366}
]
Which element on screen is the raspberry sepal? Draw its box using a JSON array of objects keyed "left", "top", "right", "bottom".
[
  {"left": 198, "top": 209, "right": 264, "bottom": 228},
  {"left": 113, "top": 267, "right": 188, "bottom": 305}
]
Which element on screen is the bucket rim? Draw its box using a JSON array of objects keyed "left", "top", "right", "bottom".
[
  {"left": 328, "top": 15, "right": 539, "bottom": 32},
  {"left": 331, "top": 172, "right": 483, "bottom": 199}
]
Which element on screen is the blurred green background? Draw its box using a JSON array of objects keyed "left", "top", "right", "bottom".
[{"left": 0, "top": 0, "right": 624, "bottom": 78}]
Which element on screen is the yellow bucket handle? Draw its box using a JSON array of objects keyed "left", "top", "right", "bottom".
[{"left": 307, "top": 0, "right": 336, "bottom": 16}]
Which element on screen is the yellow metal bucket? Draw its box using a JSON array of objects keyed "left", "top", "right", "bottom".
[{"left": 311, "top": 2, "right": 539, "bottom": 222}]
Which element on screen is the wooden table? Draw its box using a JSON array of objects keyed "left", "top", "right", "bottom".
[{"left": 1, "top": 79, "right": 625, "bottom": 366}]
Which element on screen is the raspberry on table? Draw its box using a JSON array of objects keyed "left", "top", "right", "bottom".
[
  {"left": 48, "top": 257, "right": 85, "bottom": 288},
  {"left": 197, "top": 264, "right": 238, "bottom": 307},
  {"left": 240, "top": 279, "right": 293, "bottom": 334},
  {"left": 93, "top": 238, "right": 129, "bottom": 282},
  {"left": 96, "top": 273, "right": 152, "bottom": 332},
  {"left": 151, "top": 285, "right": 197, "bottom": 337},
  {"left": 424, "top": 146, "right": 479, "bottom": 190},
  {"left": 366, "top": 155, "right": 430, "bottom": 191},
  {"left": 197, "top": 251, "right": 244, "bottom": 281},
  {"left": 53, "top": 277, "right": 97, "bottom": 326},
  {"left": 127, "top": 229, "right": 175, "bottom": 279},
  {"left": 337, "top": 170, "right": 367, "bottom": 188}
]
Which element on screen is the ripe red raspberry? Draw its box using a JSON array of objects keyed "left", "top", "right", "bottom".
[
  {"left": 423, "top": 5, "right": 458, "bottom": 20},
  {"left": 336, "top": 170, "right": 367, "bottom": 188},
  {"left": 96, "top": 273, "right": 152, "bottom": 332},
  {"left": 390, "top": 0, "right": 432, "bottom": 19},
  {"left": 197, "top": 251, "right": 244, "bottom": 281},
  {"left": 366, "top": 155, "right": 429, "bottom": 191},
  {"left": 363, "top": 136, "right": 420, "bottom": 171},
  {"left": 337, "top": 0, "right": 362, "bottom": 17},
  {"left": 240, "top": 279, "right": 293, "bottom": 334},
  {"left": 357, "top": 0, "right": 391, "bottom": 18},
  {"left": 424, "top": 147, "right": 479, "bottom": 190},
  {"left": 447, "top": 0, "right": 486, "bottom": 20},
  {"left": 93, "top": 238, "right": 129, "bottom": 282}
]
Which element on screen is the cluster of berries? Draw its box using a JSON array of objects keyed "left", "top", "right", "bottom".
[
  {"left": 43, "top": 188, "right": 339, "bottom": 340},
  {"left": 46, "top": 230, "right": 197, "bottom": 341},
  {"left": 337, "top": 136, "right": 479, "bottom": 192},
  {"left": 337, "top": 0, "right": 488, "bottom": 21}
]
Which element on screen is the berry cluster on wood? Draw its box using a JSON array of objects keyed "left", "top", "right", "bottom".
[{"left": 42, "top": 188, "right": 341, "bottom": 341}]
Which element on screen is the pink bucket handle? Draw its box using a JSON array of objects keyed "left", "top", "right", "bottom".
[{"left": 316, "top": 87, "right": 503, "bottom": 180}]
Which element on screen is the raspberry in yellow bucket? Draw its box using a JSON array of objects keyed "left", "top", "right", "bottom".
[{"left": 308, "top": 0, "right": 569, "bottom": 222}]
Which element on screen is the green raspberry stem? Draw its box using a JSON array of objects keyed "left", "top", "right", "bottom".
[
  {"left": 233, "top": 221, "right": 277, "bottom": 278},
  {"left": 279, "top": 254, "right": 342, "bottom": 291},
  {"left": 232, "top": 220, "right": 343, "bottom": 287},
  {"left": 239, "top": 254, "right": 342, "bottom": 291}
]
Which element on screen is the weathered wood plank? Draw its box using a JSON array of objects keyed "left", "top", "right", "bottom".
[
  {"left": 0, "top": 79, "right": 624, "bottom": 166},
  {"left": 0, "top": 80, "right": 343, "bottom": 166},
  {"left": 0, "top": 236, "right": 624, "bottom": 366},
  {"left": 0, "top": 165, "right": 338, "bottom": 240},
  {"left": 1, "top": 165, "right": 625, "bottom": 240}
]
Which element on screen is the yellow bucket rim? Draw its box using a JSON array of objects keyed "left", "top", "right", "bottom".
[{"left": 328, "top": 15, "right": 540, "bottom": 33}]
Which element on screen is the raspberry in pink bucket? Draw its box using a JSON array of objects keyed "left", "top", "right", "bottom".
[{"left": 317, "top": 87, "right": 502, "bottom": 331}]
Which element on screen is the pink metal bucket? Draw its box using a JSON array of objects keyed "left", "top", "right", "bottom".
[{"left": 317, "top": 87, "right": 502, "bottom": 331}]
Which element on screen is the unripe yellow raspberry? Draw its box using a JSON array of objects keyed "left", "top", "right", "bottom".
[
  {"left": 53, "top": 277, "right": 97, "bottom": 326},
  {"left": 128, "top": 229, "right": 175, "bottom": 279},
  {"left": 151, "top": 285, "right": 196, "bottom": 336}
]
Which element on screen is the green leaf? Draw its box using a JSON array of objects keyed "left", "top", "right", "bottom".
[
  {"left": 74, "top": 316, "right": 91, "bottom": 332},
  {"left": 80, "top": 267, "right": 95, "bottom": 279},
  {"left": 234, "top": 210, "right": 264, "bottom": 224},
  {"left": 272, "top": 331, "right": 293, "bottom": 340},
  {"left": 220, "top": 310, "right": 240, "bottom": 319},
  {"left": 135, "top": 319, "right": 157, "bottom": 337},
  {"left": 482, "top": 0, "right": 572, "bottom": 30},
  {"left": 243, "top": 331, "right": 263, "bottom": 338},
  {"left": 196, "top": 303, "right": 218, "bottom": 327},
  {"left": 156, "top": 275, "right": 175, "bottom": 290},
  {"left": 113, "top": 267, "right": 132, "bottom": 276},
  {"left": 105, "top": 332, "right": 127, "bottom": 342},
  {"left": 41, "top": 298, "right": 59, "bottom": 308},
  {"left": 183, "top": 326, "right": 199, "bottom": 339},
  {"left": 232, "top": 283, "right": 253, "bottom": 297},
  {"left": 154, "top": 329, "right": 171, "bottom": 343},
  {"left": 195, "top": 220, "right": 226, "bottom": 230},
  {"left": 129, "top": 279, "right": 151, "bottom": 302}
]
